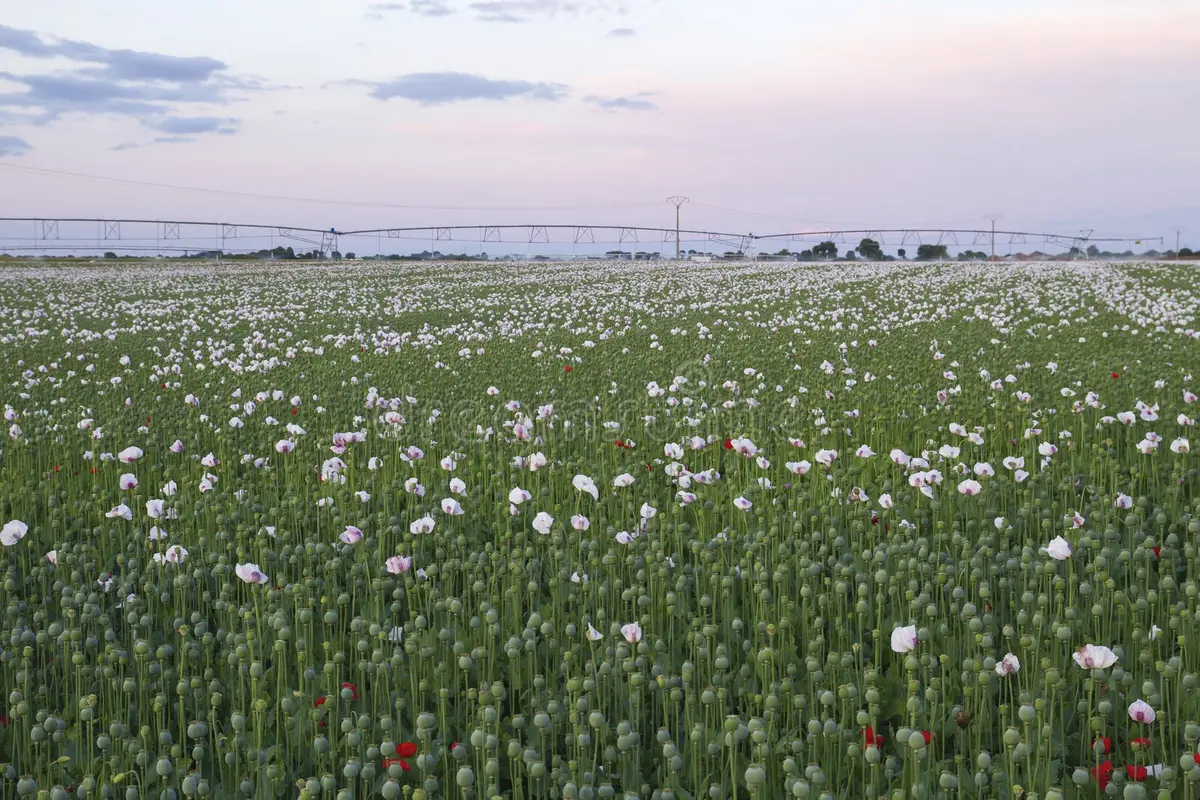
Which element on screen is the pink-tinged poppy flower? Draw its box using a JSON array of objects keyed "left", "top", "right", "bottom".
[
  {"left": 386, "top": 555, "right": 412, "bottom": 575},
  {"left": 1041, "top": 536, "right": 1072, "bottom": 560},
  {"left": 995, "top": 653, "right": 1020, "bottom": 676},
  {"left": 117, "top": 446, "right": 143, "bottom": 464},
  {"left": 890, "top": 625, "right": 918, "bottom": 653},
  {"left": 1128, "top": 699, "right": 1156, "bottom": 724},
  {"left": 620, "top": 622, "right": 642, "bottom": 643},
  {"left": 409, "top": 515, "right": 435, "bottom": 535},
  {"left": 1072, "top": 644, "right": 1117, "bottom": 669},
  {"left": 957, "top": 479, "right": 982, "bottom": 496},
  {"left": 105, "top": 504, "right": 133, "bottom": 521},
  {"left": 339, "top": 526, "right": 363, "bottom": 544},
  {"left": 1, "top": 520, "right": 29, "bottom": 546},
  {"left": 235, "top": 562, "right": 269, "bottom": 584},
  {"left": 119, "top": 473, "right": 138, "bottom": 491}
]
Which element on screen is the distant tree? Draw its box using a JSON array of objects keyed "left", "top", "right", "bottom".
[
  {"left": 1086, "top": 244, "right": 1099, "bottom": 258},
  {"left": 897, "top": 248, "right": 906, "bottom": 259},
  {"left": 345, "top": 252, "right": 356, "bottom": 259},
  {"left": 799, "top": 249, "right": 814, "bottom": 261},
  {"left": 845, "top": 250, "right": 857, "bottom": 260},
  {"left": 775, "top": 248, "right": 791, "bottom": 256},
  {"left": 812, "top": 240, "right": 838, "bottom": 260},
  {"left": 103, "top": 252, "right": 117, "bottom": 259},
  {"left": 1181, "top": 247, "right": 1195, "bottom": 258},
  {"left": 916, "top": 244, "right": 948, "bottom": 260},
  {"left": 857, "top": 238, "right": 883, "bottom": 260}
]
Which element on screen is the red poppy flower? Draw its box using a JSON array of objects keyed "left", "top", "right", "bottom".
[
  {"left": 921, "top": 731, "right": 932, "bottom": 745},
  {"left": 1091, "top": 760, "right": 1113, "bottom": 790},
  {"left": 0, "top": 714, "right": 9, "bottom": 727},
  {"left": 1131, "top": 737, "right": 1150, "bottom": 749},
  {"left": 161, "top": 383, "right": 168, "bottom": 389},
  {"left": 1112, "top": 372, "right": 1119, "bottom": 379},
  {"left": 53, "top": 465, "right": 60, "bottom": 473},
  {"left": 1152, "top": 547, "right": 1161, "bottom": 558},
  {"left": 723, "top": 438, "right": 733, "bottom": 450},
  {"left": 1193, "top": 754, "right": 1200, "bottom": 766},
  {"left": 383, "top": 758, "right": 412, "bottom": 773},
  {"left": 291, "top": 407, "right": 299, "bottom": 415},
  {"left": 314, "top": 696, "right": 327, "bottom": 708},
  {"left": 1126, "top": 765, "right": 1149, "bottom": 781},
  {"left": 862, "top": 726, "right": 885, "bottom": 746},
  {"left": 1095, "top": 737, "right": 1112, "bottom": 754},
  {"left": 397, "top": 742, "right": 417, "bottom": 758},
  {"left": 564, "top": 366, "right": 573, "bottom": 372},
  {"left": 342, "top": 682, "right": 358, "bottom": 701},
  {"left": 645, "top": 463, "right": 653, "bottom": 472}
]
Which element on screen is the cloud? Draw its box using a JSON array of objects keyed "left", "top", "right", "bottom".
[
  {"left": 0, "top": 133, "right": 30, "bottom": 156},
  {"left": 367, "top": 0, "right": 454, "bottom": 18},
  {"left": 0, "top": 25, "right": 227, "bottom": 83},
  {"left": 585, "top": 92, "right": 657, "bottom": 111},
  {"left": 148, "top": 116, "right": 240, "bottom": 135},
  {"left": 367, "top": 72, "right": 568, "bottom": 105},
  {"left": 606, "top": 27, "right": 636, "bottom": 37},
  {"left": 368, "top": 0, "right": 621, "bottom": 22},
  {"left": 0, "top": 25, "right": 259, "bottom": 148}
]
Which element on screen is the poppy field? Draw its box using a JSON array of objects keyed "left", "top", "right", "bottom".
[{"left": 2, "top": 257, "right": 1199, "bottom": 800}]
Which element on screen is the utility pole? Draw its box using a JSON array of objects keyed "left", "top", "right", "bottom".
[
  {"left": 1170, "top": 225, "right": 1187, "bottom": 258},
  {"left": 666, "top": 196, "right": 689, "bottom": 260},
  {"left": 984, "top": 213, "right": 1003, "bottom": 261}
]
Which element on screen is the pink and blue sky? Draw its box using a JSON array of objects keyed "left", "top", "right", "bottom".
[{"left": 0, "top": 0, "right": 1197, "bottom": 248}]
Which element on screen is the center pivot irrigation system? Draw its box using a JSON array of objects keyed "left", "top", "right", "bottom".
[{"left": 0, "top": 214, "right": 1165, "bottom": 260}]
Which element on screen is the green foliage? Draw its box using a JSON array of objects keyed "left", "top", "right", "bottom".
[{"left": 0, "top": 259, "right": 1196, "bottom": 798}]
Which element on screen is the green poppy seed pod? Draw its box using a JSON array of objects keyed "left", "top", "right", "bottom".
[
  {"left": 864, "top": 746, "right": 880, "bottom": 764},
  {"left": 1123, "top": 784, "right": 1147, "bottom": 800},
  {"left": 313, "top": 736, "right": 329, "bottom": 754},
  {"left": 1018, "top": 705, "right": 1035, "bottom": 723},
  {"left": 1072, "top": 768, "right": 1090, "bottom": 786},
  {"left": 976, "top": 752, "right": 991, "bottom": 770},
  {"left": 744, "top": 765, "right": 766, "bottom": 787},
  {"left": 155, "top": 758, "right": 173, "bottom": 777},
  {"left": 907, "top": 731, "right": 926, "bottom": 750},
  {"left": 456, "top": 767, "right": 474, "bottom": 788},
  {"left": 1002, "top": 728, "right": 1020, "bottom": 748},
  {"left": 1097, "top": 700, "right": 1112, "bottom": 716},
  {"left": 1044, "top": 790, "right": 1064, "bottom": 800}
]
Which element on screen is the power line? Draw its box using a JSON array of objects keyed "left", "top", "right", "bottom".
[
  {"left": 688, "top": 202, "right": 993, "bottom": 230},
  {"left": 0, "top": 161, "right": 663, "bottom": 213}
]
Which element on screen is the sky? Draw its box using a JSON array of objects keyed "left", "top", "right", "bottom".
[{"left": 0, "top": 0, "right": 1198, "bottom": 255}]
